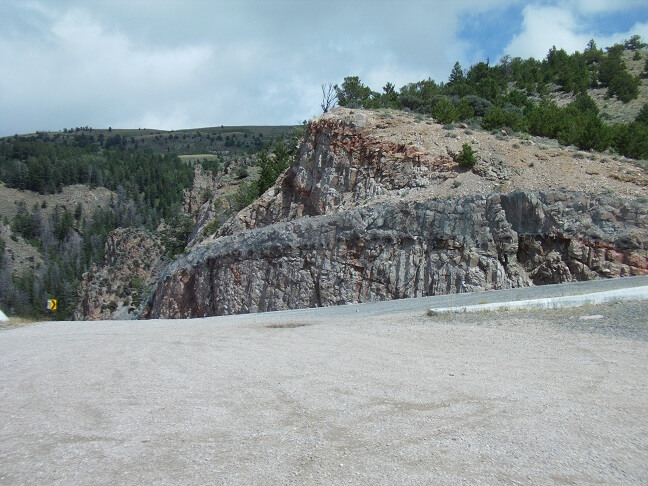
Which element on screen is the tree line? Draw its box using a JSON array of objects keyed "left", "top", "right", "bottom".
[
  {"left": 334, "top": 36, "right": 648, "bottom": 159},
  {"left": 0, "top": 140, "right": 194, "bottom": 219}
]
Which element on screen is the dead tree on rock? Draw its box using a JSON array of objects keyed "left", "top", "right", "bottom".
[{"left": 320, "top": 83, "right": 337, "bottom": 113}]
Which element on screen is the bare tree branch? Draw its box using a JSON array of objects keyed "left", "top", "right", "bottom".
[{"left": 320, "top": 83, "right": 337, "bottom": 113}]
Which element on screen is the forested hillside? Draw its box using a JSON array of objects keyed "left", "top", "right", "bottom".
[
  {"left": 21, "top": 125, "right": 295, "bottom": 156},
  {"left": 334, "top": 36, "right": 648, "bottom": 159},
  {"left": 0, "top": 125, "right": 297, "bottom": 319}
]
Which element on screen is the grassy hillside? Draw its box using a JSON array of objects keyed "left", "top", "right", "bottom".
[{"left": 550, "top": 49, "right": 648, "bottom": 124}]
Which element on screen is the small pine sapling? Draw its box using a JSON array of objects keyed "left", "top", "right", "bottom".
[{"left": 457, "top": 143, "right": 477, "bottom": 168}]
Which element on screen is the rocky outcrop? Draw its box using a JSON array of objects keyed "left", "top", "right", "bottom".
[
  {"left": 74, "top": 228, "right": 165, "bottom": 320},
  {"left": 144, "top": 190, "right": 647, "bottom": 319},
  {"left": 75, "top": 163, "right": 225, "bottom": 320},
  {"left": 144, "top": 108, "right": 648, "bottom": 319},
  {"left": 183, "top": 165, "right": 221, "bottom": 248},
  {"left": 183, "top": 164, "right": 218, "bottom": 219},
  {"left": 216, "top": 111, "right": 457, "bottom": 237}
]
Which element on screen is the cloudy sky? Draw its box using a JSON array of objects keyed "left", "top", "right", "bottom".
[{"left": 1, "top": 0, "right": 647, "bottom": 136}]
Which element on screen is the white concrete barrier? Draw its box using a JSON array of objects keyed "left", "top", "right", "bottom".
[
  {"left": 428, "top": 286, "right": 648, "bottom": 315},
  {"left": 0, "top": 309, "right": 8, "bottom": 321}
]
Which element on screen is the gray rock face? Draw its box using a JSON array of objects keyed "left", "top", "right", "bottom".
[
  {"left": 216, "top": 113, "right": 455, "bottom": 237},
  {"left": 143, "top": 109, "right": 648, "bottom": 319},
  {"left": 143, "top": 190, "right": 647, "bottom": 319}
]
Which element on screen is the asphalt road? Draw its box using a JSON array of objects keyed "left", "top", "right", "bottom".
[
  {"left": 1, "top": 276, "right": 647, "bottom": 484},
  {"left": 229, "top": 274, "right": 648, "bottom": 321}
]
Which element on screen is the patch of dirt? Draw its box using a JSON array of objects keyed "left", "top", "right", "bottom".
[{"left": 265, "top": 322, "right": 310, "bottom": 329}]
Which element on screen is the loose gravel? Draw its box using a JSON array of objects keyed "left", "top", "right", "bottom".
[{"left": 1, "top": 290, "right": 647, "bottom": 485}]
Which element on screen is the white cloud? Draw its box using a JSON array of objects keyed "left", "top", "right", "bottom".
[
  {"left": 502, "top": 4, "right": 648, "bottom": 60},
  {"left": 0, "top": 0, "right": 646, "bottom": 135},
  {"left": 504, "top": 6, "right": 587, "bottom": 59},
  {"left": 0, "top": 4, "right": 212, "bottom": 133},
  {"left": 571, "top": 0, "right": 647, "bottom": 14},
  {"left": 135, "top": 107, "right": 196, "bottom": 132}
]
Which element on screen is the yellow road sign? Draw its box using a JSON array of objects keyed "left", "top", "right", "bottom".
[{"left": 47, "top": 299, "right": 58, "bottom": 311}]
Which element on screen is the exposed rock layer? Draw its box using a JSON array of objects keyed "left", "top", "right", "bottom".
[
  {"left": 144, "top": 190, "right": 647, "bottom": 319},
  {"left": 213, "top": 109, "right": 647, "bottom": 239},
  {"left": 145, "top": 108, "right": 648, "bottom": 319},
  {"left": 217, "top": 112, "right": 457, "bottom": 237}
]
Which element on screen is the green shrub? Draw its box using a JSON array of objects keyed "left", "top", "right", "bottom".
[
  {"left": 235, "top": 165, "right": 249, "bottom": 179},
  {"left": 461, "top": 95, "right": 493, "bottom": 117},
  {"left": 11, "top": 202, "right": 38, "bottom": 242},
  {"left": 607, "top": 71, "right": 641, "bottom": 102},
  {"left": 612, "top": 122, "right": 648, "bottom": 159},
  {"left": 456, "top": 99, "right": 475, "bottom": 121},
  {"left": 635, "top": 103, "right": 648, "bottom": 125},
  {"left": 335, "top": 76, "right": 375, "bottom": 108},
  {"left": 257, "top": 139, "right": 293, "bottom": 195},
  {"left": 202, "top": 218, "right": 221, "bottom": 236},
  {"left": 457, "top": 143, "right": 477, "bottom": 168},
  {"left": 481, "top": 106, "right": 524, "bottom": 131}
]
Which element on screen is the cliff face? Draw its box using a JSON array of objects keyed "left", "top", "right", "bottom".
[
  {"left": 144, "top": 108, "right": 648, "bottom": 319},
  {"left": 144, "top": 190, "right": 647, "bottom": 319},
  {"left": 216, "top": 111, "right": 457, "bottom": 237}
]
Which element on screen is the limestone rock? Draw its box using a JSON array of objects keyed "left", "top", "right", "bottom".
[
  {"left": 143, "top": 191, "right": 647, "bottom": 319},
  {"left": 216, "top": 112, "right": 455, "bottom": 237}
]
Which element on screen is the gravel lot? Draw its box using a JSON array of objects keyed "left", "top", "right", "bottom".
[{"left": 1, "top": 287, "right": 647, "bottom": 484}]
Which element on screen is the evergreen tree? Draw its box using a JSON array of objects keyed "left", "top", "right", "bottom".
[
  {"left": 335, "top": 76, "right": 375, "bottom": 108},
  {"left": 607, "top": 70, "right": 641, "bottom": 102},
  {"left": 449, "top": 62, "right": 465, "bottom": 83},
  {"left": 432, "top": 97, "right": 458, "bottom": 124},
  {"left": 457, "top": 143, "right": 477, "bottom": 168},
  {"left": 636, "top": 104, "right": 648, "bottom": 125}
]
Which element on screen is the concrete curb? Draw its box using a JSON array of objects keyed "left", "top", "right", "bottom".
[{"left": 427, "top": 285, "right": 648, "bottom": 315}]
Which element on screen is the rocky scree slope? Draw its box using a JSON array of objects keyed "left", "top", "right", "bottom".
[{"left": 144, "top": 108, "right": 647, "bottom": 318}]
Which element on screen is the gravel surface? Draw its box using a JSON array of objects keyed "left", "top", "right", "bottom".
[{"left": 1, "top": 281, "right": 647, "bottom": 485}]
